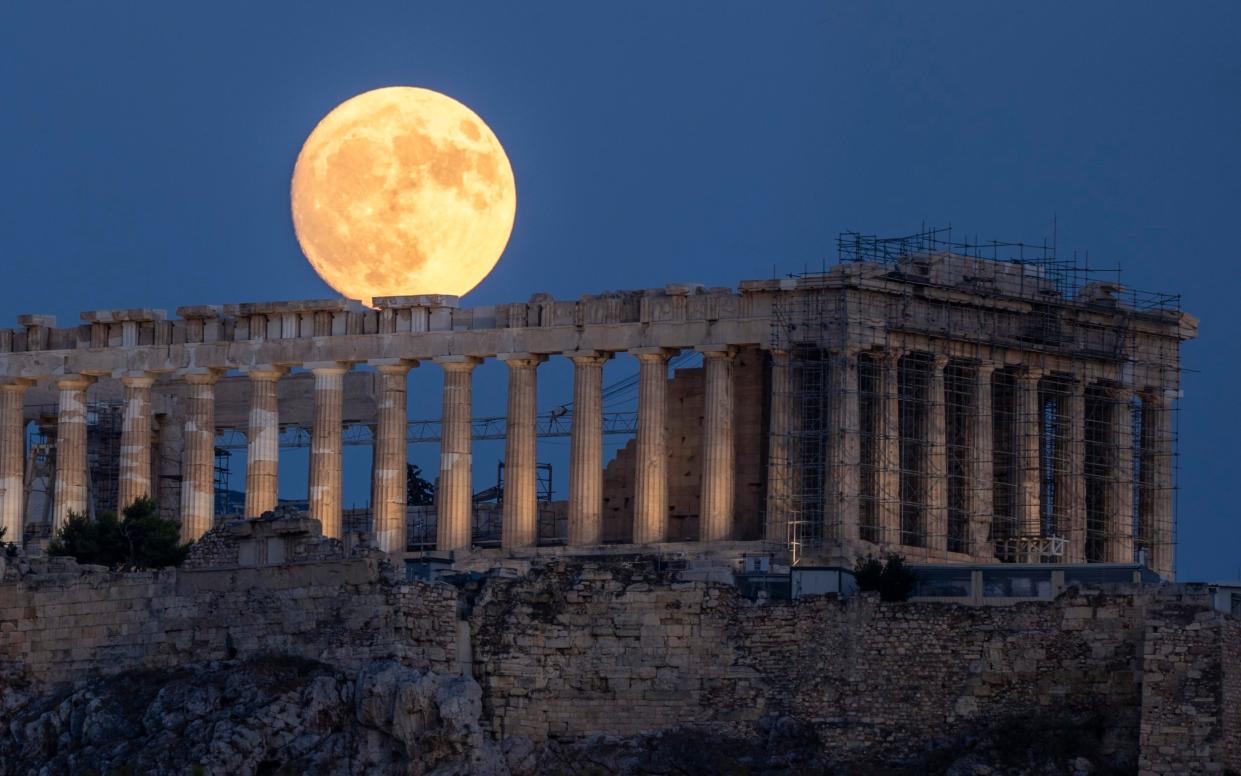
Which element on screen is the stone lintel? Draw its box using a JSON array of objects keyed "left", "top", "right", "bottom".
[
  {"left": 372, "top": 295, "right": 459, "bottom": 310},
  {"left": 175, "top": 305, "right": 223, "bottom": 320},
  {"left": 222, "top": 299, "right": 354, "bottom": 317},
  {"left": 738, "top": 279, "right": 778, "bottom": 293},
  {"left": 79, "top": 308, "right": 167, "bottom": 323},
  {"left": 16, "top": 314, "right": 56, "bottom": 328},
  {"left": 664, "top": 283, "right": 704, "bottom": 296}
]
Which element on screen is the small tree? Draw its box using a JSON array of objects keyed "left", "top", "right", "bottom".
[
  {"left": 407, "top": 463, "right": 435, "bottom": 506},
  {"left": 853, "top": 553, "right": 918, "bottom": 602},
  {"left": 0, "top": 525, "right": 16, "bottom": 557},
  {"left": 49, "top": 497, "right": 190, "bottom": 570}
]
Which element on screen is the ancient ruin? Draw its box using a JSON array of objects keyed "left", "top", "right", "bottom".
[{"left": 0, "top": 230, "right": 1195, "bottom": 577}]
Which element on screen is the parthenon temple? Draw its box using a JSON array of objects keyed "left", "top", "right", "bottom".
[{"left": 0, "top": 231, "right": 1195, "bottom": 578}]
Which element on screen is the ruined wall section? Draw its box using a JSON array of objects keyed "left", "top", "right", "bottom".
[
  {"left": 601, "top": 346, "right": 767, "bottom": 543},
  {"left": 469, "top": 560, "right": 1156, "bottom": 763},
  {"left": 0, "top": 560, "right": 458, "bottom": 690},
  {"left": 1137, "top": 599, "right": 1233, "bottom": 774},
  {"left": 1223, "top": 618, "right": 1241, "bottom": 770}
]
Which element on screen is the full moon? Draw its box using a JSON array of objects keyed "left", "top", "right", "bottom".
[{"left": 291, "top": 87, "right": 516, "bottom": 305}]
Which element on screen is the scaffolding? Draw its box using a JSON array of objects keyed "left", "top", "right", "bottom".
[{"left": 771, "top": 227, "right": 1184, "bottom": 574}]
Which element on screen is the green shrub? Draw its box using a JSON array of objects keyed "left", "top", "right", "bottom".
[
  {"left": 48, "top": 497, "right": 190, "bottom": 570},
  {"left": 853, "top": 553, "right": 917, "bottom": 602}
]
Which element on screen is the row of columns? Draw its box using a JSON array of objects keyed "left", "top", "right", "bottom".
[{"left": 763, "top": 348, "right": 1171, "bottom": 571}]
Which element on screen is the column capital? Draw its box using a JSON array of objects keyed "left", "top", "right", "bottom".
[
  {"left": 878, "top": 348, "right": 905, "bottom": 365},
  {"left": 435, "top": 355, "right": 482, "bottom": 372},
  {"left": 368, "top": 358, "right": 419, "bottom": 375},
  {"left": 930, "top": 353, "right": 951, "bottom": 371},
  {"left": 632, "top": 347, "right": 676, "bottom": 363},
  {"left": 697, "top": 346, "right": 738, "bottom": 363},
  {"left": 178, "top": 369, "right": 221, "bottom": 385},
  {"left": 1139, "top": 386, "right": 1176, "bottom": 405},
  {"left": 1104, "top": 383, "right": 1134, "bottom": 400},
  {"left": 244, "top": 364, "right": 289, "bottom": 381},
  {"left": 0, "top": 378, "right": 35, "bottom": 393},
  {"left": 565, "top": 350, "right": 612, "bottom": 366},
  {"left": 118, "top": 372, "right": 157, "bottom": 389},
  {"left": 498, "top": 352, "right": 548, "bottom": 368},
  {"left": 975, "top": 361, "right": 1000, "bottom": 378},
  {"left": 305, "top": 361, "right": 351, "bottom": 375},
  {"left": 55, "top": 374, "right": 96, "bottom": 391},
  {"left": 1019, "top": 365, "right": 1045, "bottom": 382},
  {"left": 827, "top": 345, "right": 862, "bottom": 359}
]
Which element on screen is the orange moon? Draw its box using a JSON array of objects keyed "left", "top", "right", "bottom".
[{"left": 291, "top": 87, "right": 516, "bottom": 305}]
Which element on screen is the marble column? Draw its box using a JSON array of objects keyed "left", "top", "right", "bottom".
[
  {"left": 568, "top": 352, "right": 608, "bottom": 546},
  {"left": 0, "top": 380, "right": 32, "bottom": 543},
  {"left": 243, "top": 367, "right": 285, "bottom": 518},
  {"left": 925, "top": 355, "right": 949, "bottom": 552},
  {"left": 699, "top": 347, "right": 736, "bottom": 542},
  {"left": 308, "top": 363, "right": 347, "bottom": 538},
  {"left": 1058, "top": 377, "right": 1087, "bottom": 563},
  {"left": 437, "top": 356, "right": 479, "bottom": 552},
  {"left": 53, "top": 375, "right": 94, "bottom": 533},
  {"left": 373, "top": 361, "right": 414, "bottom": 554},
  {"left": 117, "top": 373, "right": 155, "bottom": 511},
  {"left": 632, "top": 348, "right": 671, "bottom": 544},
  {"left": 827, "top": 348, "right": 860, "bottom": 543},
  {"left": 179, "top": 371, "right": 217, "bottom": 542},
  {"left": 501, "top": 353, "right": 544, "bottom": 550},
  {"left": 967, "top": 364, "right": 997, "bottom": 557},
  {"left": 1108, "top": 386, "right": 1135, "bottom": 563},
  {"left": 1140, "top": 390, "right": 1174, "bottom": 578},
  {"left": 764, "top": 349, "right": 792, "bottom": 544},
  {"left": 1014, "top": 367, "right": 1043, "bottom": 538},
  {"left": 877, "top": 350, "right": 903, "bottom": 546}
]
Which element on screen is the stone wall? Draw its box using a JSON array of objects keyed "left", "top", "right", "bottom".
[
  {"left": 1, "top": 556, "right": 1238, "bottom": 771},
  {"left": 1137, "top": 598, "right": 1241, "bottom": 774},
  {"left": 0, "top": 558, "right": 458, "bottom": 689},
  {"left": 469, "top": 560, "right": 1155, "bottom": 764}
]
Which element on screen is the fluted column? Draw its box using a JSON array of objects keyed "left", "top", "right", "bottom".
[
  {"left": 699, "top": 347, "right": 736, "bottom": 542},
  {"left": 568, "top": 352, "right": 608, "bottom": 546},
  {"left": 501, "top": 353, "right": 544, "bottom": 549},
  {"left": 243, "top": 367, "right": 285, "bottom": 518},
  {"left": 1140, "top": 390, "right": 1174, "bottom": 578},
  {"left": 1059, "top": 377, "right": 1087, "bottom": 563},
  {"left": 179, "top": 371, "right": 217, "bottom": 542},
  {"left": 1108, "top": 386, "right": 1135, "bottom": 563},
  {"left": 1014, "top": 367, "right": 1043, "bottom": 539},
  {"left": 437, "top": 356, "right": 479, "bottom": 551},
  {"left": 117, "top": 373, "right": 155, "bottom": 511},
  {"left": 308, "top": 363, "right": 347, "bottom": 538},
  {"left": 924, "top": 355, "right": 949, "bottom": 552},
  {"left": 633, "top": 348, "right": 671, "bottom": 544},
  {"left": 967, "top": 364, "right": 997, "bottom": 557},
  {"left": 373, "top": 361, "right": 414, "bottom": 553},
  {"left": 764, "top": 349, "right": 792, "bottom": 544},
  {"left": 53, "top": 375, "right": 94, "bottom": 532},
  {"left": 0, "top": 380, "right": 32, "bottom": 543},
  {"left": 827, "top": 348, "right": 860, "bottom": 543},
  {"left": 877, "top": 350, "right": 903, "bottom": 546}
]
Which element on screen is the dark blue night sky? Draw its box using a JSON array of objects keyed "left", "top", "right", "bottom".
[{"left": 2, "top": 2, "right": 1237, "bottom": 579}]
